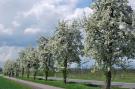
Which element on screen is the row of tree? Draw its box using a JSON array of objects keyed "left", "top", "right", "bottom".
[
  {"left": 3, "top": 0, "right": 135, "bottom": 89},
  {"left": 3, "top": 20, "right": 83, "bottom": 83}
]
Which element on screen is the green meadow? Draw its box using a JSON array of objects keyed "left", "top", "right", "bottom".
[{"left": 0, "top": 76, "right": 31, "bottom": 89}]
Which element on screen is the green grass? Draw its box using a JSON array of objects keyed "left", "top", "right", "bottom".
[
  {"left": 18, "top": 77, "right": 127, "bottom": 89},
  {"left": 0, "top": 76, "right": 32, "bottom": 89}
]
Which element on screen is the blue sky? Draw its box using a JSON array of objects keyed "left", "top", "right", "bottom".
[{"left": 0, "top": 0, "right": 135, "bottom": 67}]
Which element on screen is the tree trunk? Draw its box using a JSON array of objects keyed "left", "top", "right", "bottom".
[
  {"left": 17, "top": 69, "right": 20, "bottom": 77},
  {"left": 16, "top": 71, "right": 18, "bottom": 77},
  {"left": 16, "top": 69, "right": 19, "bottom": 77},
  {"left": 44, "top": 60, "right": 49, "bottom": 81},
  {"left": 45, "top": 65, "right": 49, "bottom": 81},
  {"left": 63, "top": 58, "right": 67, "bottom": 84},
  {"left": 27, "top": 68, "right": 30, "bottom": 79},
  {"left": 33, "top": 69, "right": 37, "bottom": 80},
  {"left": 105, "top": 70, "right": 112, "bottom": 89},
  {"left": 22, "top": 68, "right": 24, "bottom": 78},
  {"left": 45, "top": 70, "right": 48, "bottom": 80}
]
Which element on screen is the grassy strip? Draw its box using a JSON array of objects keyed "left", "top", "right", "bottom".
[
  {"left": 0, "top": 76, "right": 32, "bottom": 89},
  {"left": 18, "top": 77, "right": 127, "bottom": 89}
]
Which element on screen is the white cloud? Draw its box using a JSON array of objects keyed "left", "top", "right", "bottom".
[
  {"left": 12, "top": 21, "right": 20, "bottom": 27},
  {"left": 22, "top": 0, "right": 77, "bottom": 19},
  {"left": 129, "top": 0, "right": 135, "bottom": 9},
  {"left": 0, "top": 24, "right": 13, "bottom": 35},
  {"left": 66, "top": 7, "right": 93, "bottom": 20},
  {"left": 0, "top": 0, "right": 38, "bottom": 25},
  {"left": 14, "top": 0, "right": 94, "bottom": 37},
  {"left": 13, "top": 0, "right": 82, "bottom": 36},
  {"left": 0, "top": 46, "right": 23, "bottom": 67},
  {"left": 24, "top": 28, "right": 41, "bottom": 35},
  {"left": 23, "top": 1, "right": 55, "bottom": 18}
]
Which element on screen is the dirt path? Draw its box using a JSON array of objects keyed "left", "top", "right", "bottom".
[{"left": 5, "top": 77, "right": 63, "bottom": 89}]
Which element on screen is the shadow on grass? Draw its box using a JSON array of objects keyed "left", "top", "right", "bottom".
[
  {"left": 68, "top": 81, "right": 101, "bottom": 88},
  {"left": 85, "top": 83, "right": 99, "bottom": 87},
  {"left": 67, "top": 81, "right": 77, "bottom": 84}
]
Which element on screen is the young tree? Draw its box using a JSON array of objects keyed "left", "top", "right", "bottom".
[
  {"left": 84, "top": 0, "right": 135, "bottom": 89},
  {"left": 3, "top": 60, "right": 15, "bottom": 77},
  {"left": 31, "top": 48, "right": 40, "bottom": 80},
  {"left": 13, "top": 59, "right": 20, "bottom": 77},
  {"left": 18, "top": 50, "right": 26, "bottom": 78},
  {"left": 53, "top": 20, "right": 83, "bottom": 84},
  {"left": 22, "top": 47, "right": 33, "bottom": 79},
  {"left": 38, "top": 36, "right": 54, "bottom": 80}
]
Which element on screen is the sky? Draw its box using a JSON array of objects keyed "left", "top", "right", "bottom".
[{"left": 0, "top": 0, "right": 135, "bottom": 67}]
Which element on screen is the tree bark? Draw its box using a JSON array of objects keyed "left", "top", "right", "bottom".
[
  {"left": 63, "top": 58, "right": 67, "bottom": 84},
  {"left": 105, "top": 70, "right": 112, "bottom": 89}
]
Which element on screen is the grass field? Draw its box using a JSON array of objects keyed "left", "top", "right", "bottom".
[
  {"left": 53, "top": 70, "right": 135, "bottom": 83},
  {"left": 36, "top": 69, "right": 135, "bottom": 83},
  {"left": 18, "top": 77, "right": 127, "bottom": 89},
  {"left": 0, "top": 76, "right": 32, "bottom": 89}
]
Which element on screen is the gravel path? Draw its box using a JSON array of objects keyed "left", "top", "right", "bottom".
[{"left": 5, "top": 77, "right": 63, "bottom": 89}]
